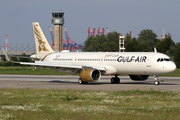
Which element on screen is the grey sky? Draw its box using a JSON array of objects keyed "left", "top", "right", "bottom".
[{"left": 0, "top": 0, "right": 179, "bottom": 49}]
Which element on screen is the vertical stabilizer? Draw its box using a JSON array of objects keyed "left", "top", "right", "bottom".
[{"left": 33, "top": 22, "right": 54, "bottom": 54}]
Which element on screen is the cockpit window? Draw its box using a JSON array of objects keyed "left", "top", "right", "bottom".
[
  {"left": 164, "top": 58, "right": 169, "bottom": 61},
  {"left": 157, "top": 58, "right": 160, "bottom": 62},
  {"left": 157, "top": 58, "right": 172, "bottom": 62}
]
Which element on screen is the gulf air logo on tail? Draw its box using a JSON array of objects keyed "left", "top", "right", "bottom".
[{"left": 34, "top": 24, "right": 49, "bottom": 52}]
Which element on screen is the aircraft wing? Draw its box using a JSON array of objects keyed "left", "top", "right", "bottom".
[{"left": 20, "top": 61, "right": 106, "bottom": 71}]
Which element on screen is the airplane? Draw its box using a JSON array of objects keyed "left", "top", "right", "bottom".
[{"left": 2, "top": 22, "right": 176, "bottom": 85}]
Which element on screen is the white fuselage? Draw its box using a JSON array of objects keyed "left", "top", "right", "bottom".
[{"left": 40, "top": 52, "right": 176, "bottom": 75}]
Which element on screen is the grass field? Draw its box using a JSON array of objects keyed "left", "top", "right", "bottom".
[
  {"left": 0, "top": 66, "right": 71, "bottom": 75},
  {"left": 0, "top": 89, "right": 180, "bottom": 120},
  {"left": 0, "top": 66, "right": 179, "bottom": 76}
]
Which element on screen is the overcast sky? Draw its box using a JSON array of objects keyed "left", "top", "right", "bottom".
[{"left": 0, "top": 0, "right": 179, "bottom": 49}]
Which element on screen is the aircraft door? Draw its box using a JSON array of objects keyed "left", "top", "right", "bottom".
[
  {"left": 146, "top": 55, "right": 153, "bottom": 67},
  {"left": 98, "top": 56, "right": 104, "bottom": 65}
]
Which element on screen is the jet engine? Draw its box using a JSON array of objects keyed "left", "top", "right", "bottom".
[
  {"left": 80, "top": 69, "right": 101, "bottom": 82},
  {"left": 129, "top": 75, "right": 149, "bottom": 81}
]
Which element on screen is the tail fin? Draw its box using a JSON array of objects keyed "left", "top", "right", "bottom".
[{"left": 33, "top": 22, "right": 54, "bottom": 54}]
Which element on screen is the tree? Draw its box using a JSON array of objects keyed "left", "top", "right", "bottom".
[
  {"left": 83, "top": 32, "right": 120, "bottom": 52},
  {"left": 19, "top": 53, "right": 29, "bottom": 62},
  {"left": 156, "top": 33, "right": 175, "bottom": 54},
  {"left": 173, "top": 42, "right": 180, "bottom": 68},
  {"left": 124, "top": 34, "right": 140, "bottom": 52},
  {"left": 1, "top": 56, "right": 6, "bottom": 62},
  {"left": 167, "top": 42, "right": 180, "bottom": 68},
  {"left": 137, "top": 29, "right": 158, "bottom": 52},
  {"left": 106, "top": 32, "right": 119, "bottom": 52}
]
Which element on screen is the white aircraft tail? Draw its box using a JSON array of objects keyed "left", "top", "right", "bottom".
[{"left": 33, "top": 22, "right": 54, "bottom": 54}]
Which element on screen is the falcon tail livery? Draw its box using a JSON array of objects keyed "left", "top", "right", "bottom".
[{"left": 6, "top": 22, "right": 177, "bottom": 85}]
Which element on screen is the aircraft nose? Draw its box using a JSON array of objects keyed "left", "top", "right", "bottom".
[{"left": 169, "top": 62, "right": 176, "bottom": 72}]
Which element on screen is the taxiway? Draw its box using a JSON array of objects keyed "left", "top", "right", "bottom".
[{"left": 0, "top": 75, "right": 179, "bottom": 91}]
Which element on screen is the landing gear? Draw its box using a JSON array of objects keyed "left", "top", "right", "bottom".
[
  {"left": 78, "top": 78, "right": 88, "bottom": 84},
  {"left": 153, "top": 75, "right": 160, "bottom": 85},
  {"left": 111, "top": 75, "right": 120, "bottom": 84}
]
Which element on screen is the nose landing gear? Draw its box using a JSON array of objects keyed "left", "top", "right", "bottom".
[{"left": 153, "top": 75, "right": 159, "bottom": 85}]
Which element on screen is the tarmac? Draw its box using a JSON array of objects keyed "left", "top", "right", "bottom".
[{"left": 0, "top": 74, "right": 180, "bottom": 92}]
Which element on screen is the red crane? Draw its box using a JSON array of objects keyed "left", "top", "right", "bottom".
[
  {"left": 49, "top": 26, "right": 54, "bottom": 49},
  {"left": 92, "top": 28, "right": 96, "bottom": 37},
  {"left": 101, "top": 28, "right": 105, "bottom": 34},
  {"left": 87, "top": 27, "right": 93, "bottom": 40},
  {"left": 106, "top": 28, "right": 109, "bottom": 34},
  {"left": 97, "top": 28, "right": 101, "bottom": 35}
]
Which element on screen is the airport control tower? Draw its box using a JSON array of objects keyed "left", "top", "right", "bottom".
[{"left": 52, "top": 11, "right": 64, "bottom": 52}]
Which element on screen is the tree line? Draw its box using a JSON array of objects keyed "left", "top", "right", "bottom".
[
  {"left": 83, "top": 29, "right": 180, "bottom": 68},
  {"left": 0, "top": 53, "right": 33, "bottom": 66}
]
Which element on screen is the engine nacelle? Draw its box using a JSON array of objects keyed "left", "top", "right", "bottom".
[
  {"left": 129, "top": 75, "right": 149, "bottom": 81},
  {"left": 80, "top": 69, "right": 101, "bottom": 82}
]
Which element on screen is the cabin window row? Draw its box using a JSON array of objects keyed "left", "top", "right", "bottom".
[
  {"left": 77, "top": 59, "right": 117, "bottom": 61},
  {"left": 77, "top": 59, "right": 100, "bottom": 61},
  {"left": 53, "top": 59, "right": 73, "bottom": 61}
]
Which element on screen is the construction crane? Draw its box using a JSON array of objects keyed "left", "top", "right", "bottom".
[
  {"left": 92, "top": 28, "right": 96, "bottom": 37},
  {"left": 101, "top": 28, "right": 105, "bottom": 34},
  {"left": 49, "top": 26, "right": 83, "bottom": 52},
  {"left": 64, "top": 26, "right": 80, "bottom": 51},
  {"left": 97, "top": 28, "right": 101, "bottom": 35},
  {"left": 49, "top": 26, "right": 54, "bottom": 49},
  {"left": 106, "top": 28, "right": 109, "bottom": 34},
  {"left": 87, "top": 27, "right": 110, "bottom": 37},
  {"left": 87, "top": 27, "right": 93, "bottom": 40},
  {"left": 62, "top": 38, "right": 67, "bottom": 50}
]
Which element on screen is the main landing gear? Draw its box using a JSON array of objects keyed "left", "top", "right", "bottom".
[
  {"left": 78, "top": 78, "right": 88, "bottom": 84},
  {"left": 153, "top": 75, "right": 160, "bottom": 85},
  {"left": 111, "top": 75, "right": 120, "bottom": 84}
]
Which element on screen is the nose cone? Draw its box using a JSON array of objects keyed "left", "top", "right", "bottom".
[{"left": 169, "top": 62, "right": 176, "bottom": 73}]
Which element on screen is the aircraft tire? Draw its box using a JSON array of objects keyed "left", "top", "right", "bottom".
[
  {"left": 154, "top": 81, "right": 160, "bottom": 85},
  {"left": 111, "top": 77, "right": 115, "bottom": 84},
  {"left": 78, "top": 78, "right": 88, "bottom": 84},
  {"left": 116, "top": 78, "right": 120, "bottom": 84},
  {"left": 111, "top": 77, "right": 120, "bottom": 84}
]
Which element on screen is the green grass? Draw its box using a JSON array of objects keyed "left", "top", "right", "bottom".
[
  {"left": 0, "top": 89, "right": 180, "bottom": 120},
  {"left": 0, "top": 66, "right": 71, "bottom": 75},
  {"left": 0, "top": 66, "right": 179, "bottom": 76}
]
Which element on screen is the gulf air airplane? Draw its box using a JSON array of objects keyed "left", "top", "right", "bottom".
[{"left": 4, "top": 22, "right": 177, "bottom": 85}]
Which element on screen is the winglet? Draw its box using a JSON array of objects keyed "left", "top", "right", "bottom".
[{"left": 0, "top": 47, "right": 10, "bottom": 61}]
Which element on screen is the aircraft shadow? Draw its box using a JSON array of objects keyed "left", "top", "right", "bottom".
[{"left": 45, "top": 80, "right": 179, "bottom": 86}]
